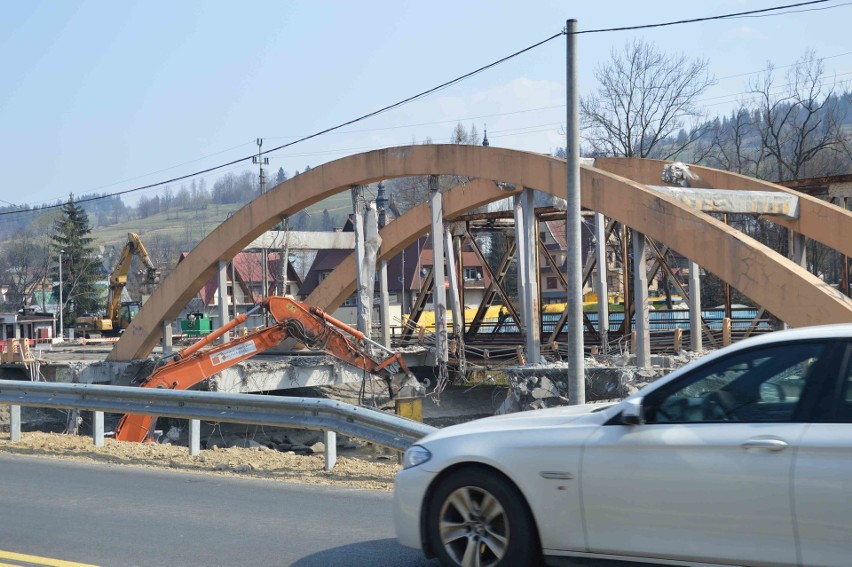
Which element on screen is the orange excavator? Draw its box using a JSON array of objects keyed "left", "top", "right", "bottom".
[{"left": 114, "top": 296, "right": 418, "bottom": 442}]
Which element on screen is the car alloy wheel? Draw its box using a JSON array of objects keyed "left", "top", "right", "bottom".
[
  {"left": 427, "top": 468, "right": 539, "bottom": 567},
  {"left": 439, "top": 485, "right": 508, "bottom": 566}
]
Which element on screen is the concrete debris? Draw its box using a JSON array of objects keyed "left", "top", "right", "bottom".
[
  {"left": 229, "top": 439, "right": 266, "bottom": 450},
  {"left": 662, "top": 161, "right": 697, "bottom": 188},
  {"left": 502, "top": 352, "right": 706, "bottom": 414}
]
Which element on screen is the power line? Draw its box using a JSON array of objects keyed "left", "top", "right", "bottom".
[
  {"left": 1, "top": 31, "right": 565, "bottom": 218},
  {"left": 4, "top": 0, "right": 845, "bottom": 219},
  {"left": 572, "top": 0, "right": 835, "bottom": 34},
  {"left": 715, "top": 50, "right": 852, "bottom": 82}
]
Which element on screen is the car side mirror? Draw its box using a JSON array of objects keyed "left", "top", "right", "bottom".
[{"left": 621, "top": 397, "right": 645, "bottom": 426}]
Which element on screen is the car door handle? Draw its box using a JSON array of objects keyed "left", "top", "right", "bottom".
[{"left": 740, "top": 438, "right": 789, "bottom": 452}]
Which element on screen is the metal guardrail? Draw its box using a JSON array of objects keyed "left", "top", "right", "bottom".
[{"left": 0, "top": 380, "right": 436, "bottom": 469}]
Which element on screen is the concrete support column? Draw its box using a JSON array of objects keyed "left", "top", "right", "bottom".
[
  {"left": 689, "top": 260, "right": 703, "bottom": 352},
  {"left": 782, "top": 231, "right": 807, "bottom": 330},
  {"left": 514, "top": 189, "right": 540, "bottom": 363},
  {"left": 429, "top": 176, "right": 449, "bottom": 365},
  {"left": 161, "top": 321, "right": 173, "bottom": 356},
  {"left": 189, "top": 419, "right": 200, "bottom": 456},
  {"left": 217, "top": 260, "right": 230, "bottom": 344},
  {"left": 444, "top": 228, "right": 464, "bottom": 339},
  {"left": 93, "top": 411, "right": 104, "bottom": 447},
  {"left": 454, "top": 231, "right": 465, "bottom": 313},
  {"left": 231, "top": 260, "right": 238, "bottom": 320},
  {"left": 324, "top": 430, "right": 337, "bottom": 471},
  {"left": 280, "top": 216, "right": 289, "bottom": 296},
  {"left": 843, "top": 197, "right": 850, "bottom": 297},
  {"left": 594, "top": 212, "right": 609, "bottom": 353},
  {"left": 790, "top": 231, "right": 807, "bottom": 269},
  {"left": 379, "top": 259, "right": 390, "bottom": 348},
  {"left": 351, "top": 186, "right": 367, "bottom": 334},
  {"left": 10, "top": 405, "right": 21, "bottom": 442},
  {"left": 632, "top": 231, "right": 650, "bottom": 368}
]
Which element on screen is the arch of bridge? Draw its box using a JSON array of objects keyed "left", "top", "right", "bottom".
[{"left": 109, "top": 145, "right": 852, "bottom": 361}]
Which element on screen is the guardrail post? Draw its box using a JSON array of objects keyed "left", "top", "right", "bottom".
[
  {"left": 189, "top": 419, "right": 201, "bottom": 456},
  {"left": 93, "top": 411, "right": 104, "bottom": 447},
  {"left": 324, "top": 430, "right": 337, "bottom": 471},
  {"left": 10, "top": 405, "right": 21, "bottom": 442}
]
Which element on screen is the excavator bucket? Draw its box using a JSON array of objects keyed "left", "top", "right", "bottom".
[{"left": 389, "top": 371, "right": 424, "bottom": 399}]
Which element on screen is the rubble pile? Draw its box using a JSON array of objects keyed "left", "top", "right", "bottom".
[{"left": 498, "top": 351, "right": 708, "bottom": 414}]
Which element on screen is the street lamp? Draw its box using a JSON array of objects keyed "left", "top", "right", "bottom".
[{"left": 58, "top": 249, "right": 64, "bottom": 341}]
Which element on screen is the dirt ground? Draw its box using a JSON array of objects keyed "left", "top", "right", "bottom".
[{"left": 0, "top": 431, "right": 401, "bottom": 491}]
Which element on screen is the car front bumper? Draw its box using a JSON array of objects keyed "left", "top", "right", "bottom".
[{"left": 393, "top": 465, "right": 437, "bottom": 550}]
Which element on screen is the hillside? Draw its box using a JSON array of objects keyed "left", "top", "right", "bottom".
[{"left": 91, "top": 191, "right": 354, "bottom": 253}]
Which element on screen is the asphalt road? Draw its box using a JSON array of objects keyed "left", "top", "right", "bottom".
[{"left": 0, "top": 454, "right": 436, "bottom": 567}]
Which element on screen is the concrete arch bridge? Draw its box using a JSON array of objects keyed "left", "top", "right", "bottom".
[{"left": 108, "top": 145, "right": 852, "bottom": 363}]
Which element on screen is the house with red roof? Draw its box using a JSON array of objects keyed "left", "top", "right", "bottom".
[{"left": 176, "top": 251, "right": 302, "bottom": 329}]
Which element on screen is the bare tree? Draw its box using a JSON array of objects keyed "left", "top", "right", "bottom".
[
  {"left": 580, "top": 39, "right": 715, "bottom": 159},
  {"left": 706, "top": 107, "right": 768, "bottom": 176},
  {"left": 750, "top": 50, "right": 848, "bottom": 181},
  {"left": 0, "top": 227, "right": 51, "bottom": 310}
]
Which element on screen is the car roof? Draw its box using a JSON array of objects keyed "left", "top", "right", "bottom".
[{"left": 741, "top": 323, "right": 852, "bottom": 344}]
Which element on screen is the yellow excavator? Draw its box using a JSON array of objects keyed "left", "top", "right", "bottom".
[{"left": 76, "top": 233, "right": 160, "bottom": 338}]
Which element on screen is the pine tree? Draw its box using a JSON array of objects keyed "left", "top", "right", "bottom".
[
  {"left": 51, "top": 195, "right": 103, "bottom": 325},
  {"left": 275, "top": 167, "right": 288, "bottom": 185}
]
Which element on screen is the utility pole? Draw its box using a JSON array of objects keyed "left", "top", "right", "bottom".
[
  {"left": 253, "top": 138, "right": 270, "bottom": 324},
  {"left": 58, "top": 249, "right": 64, "bottom": 341},
  {"left": 565, "top": 19, "right": 584, "bottom": 405}
]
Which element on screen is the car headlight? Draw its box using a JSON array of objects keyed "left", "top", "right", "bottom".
[{"left": 402, "top": 445, "right": 432, "bottom": 469}]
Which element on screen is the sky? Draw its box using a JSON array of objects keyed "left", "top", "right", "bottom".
[{"left": 1, "top": 0, "right": 851, "bottom": 213}]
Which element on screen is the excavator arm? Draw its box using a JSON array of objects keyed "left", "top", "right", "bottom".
[
  {"left": 114, "top": 296, "right": 417, "bottom": 442},
  {"left": 106, "top": 233, "right": 161, "bottom": 325}
]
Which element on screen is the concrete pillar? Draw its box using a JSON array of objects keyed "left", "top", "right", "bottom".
[
  {"left": 351, "top": 186, "right": 368, "bottom": 334},
  {"left": 514, "top": 196, "right": 527, "bottom": 338},
  {"left": 217, "top": 260, "right": 230, "bottom": 344},
  {"left": 689, "top": 260, "right": 703, "bottom": 352},
  {"left": 632, "top": 231, "right": 650, "bottom": 368},
  {"left": 454, "top": 231, "right": 465, "bottom": 313},
  {"left": 379, "top": 259, "right": 391, "bottom": 348},
  {"left": 280, "top": 216, "right": 289, "bottom": 296},
  {"left": 161, "top": 320, "right": 173, "bottom": 356},
  {"left": 594, "top": 212, "right": 609, "bottom": 353},
  {"left": 10, "top": 405, "right": 20, "bottom": 442},
  {"left": 324, "top": 430, "right": 337, "bottom": 471},
  {"left": 231, "top": 260, "right": 238, "bottom": 320},
  {"left": 790, "top": 231, "right": 807, "bottom": 269},
  {"left": 189, "top": 419, "right": 200, "bottom": 456},
  {"left": 514, "top": 189, "right": 540, "bottom": 364},
  {"left": 429, "top": 176, "right": 449, "bottom": 365},
  {"left": 444, "top": 228, "right": 464, "bottom": 338}
]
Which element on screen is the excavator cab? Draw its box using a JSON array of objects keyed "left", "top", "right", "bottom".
[{"left": 118, "top": 301, "right": 141, "bottom": 330}]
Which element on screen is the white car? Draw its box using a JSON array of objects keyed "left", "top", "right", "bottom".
[{"left": 394, "top": 324, "right": 852, "bottom": 567}]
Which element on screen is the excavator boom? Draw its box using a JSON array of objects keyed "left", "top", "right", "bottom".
[
  {"left": 78, "top": 232, "right": 161, "bottom": 338},
  {"left": 114, "top": 296, "right": 416, "bottom": 442}
]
